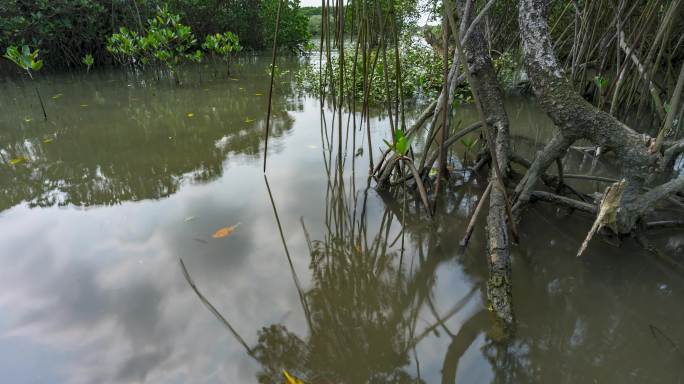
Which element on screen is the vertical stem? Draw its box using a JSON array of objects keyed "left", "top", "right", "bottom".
[
  {"left": 35, "top": 86, "right": 47, "bottom": 121},
  {"left": 433, "top": 4, "right": 450, "bottom": 213},
  {"left": 262, "top": 0, "right": 284, "bottom": 173},
  {"left": 337, "top": 0, "right": 344, "bottom": 160},
  {"left": 656, "top": 58, "right": 684, "bottom": 151}
]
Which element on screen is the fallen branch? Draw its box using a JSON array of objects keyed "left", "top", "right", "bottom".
[
  {"left": 529, "top": 190, "right": 597, "bottom": 214},
  {"left": 460, "top": 181, "right": 493, "bottom": 247},
  {"left": 645, "top": 220, "right": 684, "bottom": 230}
]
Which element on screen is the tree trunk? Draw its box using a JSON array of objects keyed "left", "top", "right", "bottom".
[
  {"left": 516, "top": 0, "right": 682, "bottom": 234},
  {"left": 456, "top": 0, "right": 514, "bottom": 329}
]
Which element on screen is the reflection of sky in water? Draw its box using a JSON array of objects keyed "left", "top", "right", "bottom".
[
  {"left": 1, "top": 68, "right": 684, "bottom": 383},
  {"left": 0, "top": 90, "right": 333, "bottom": 382}
]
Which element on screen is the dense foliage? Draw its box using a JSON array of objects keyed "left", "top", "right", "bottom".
[
  {"left": 261, "top": 0, "right": 311, "bottom": 53},
  {"left": 0, "top": 0, "right": 310, "bottom": 69},
  {"left": 106, "top": 6, "right": 204, "bottom": 79},
  {"left": 296, "top": 39, "right": 461, "bottom": 104}
]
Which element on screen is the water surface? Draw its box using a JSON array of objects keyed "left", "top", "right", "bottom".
[{"left": 1, "top": 58, "right": 683, "bottom": 383}]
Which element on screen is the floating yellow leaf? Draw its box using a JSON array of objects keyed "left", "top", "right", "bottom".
[
  {"left": 187, "top": 112, "right": 195, "bottom": 118},
  {"left": 283, "top": 371, "right": 305, "bottom": 384},
  {"left": 212, "top": 223, "right": 241, "bottom": 238},
  {"left": 10, "top": 157, "right": 27, "bottom": 165},
  {"left": 255, "top": 92, "right": 263, "bottom": 96},
  {"left": 43, "top": 138, "right": 54, "bottom": 144},
  {"left": 230, "top": 78, "right": 239, "bottom": 81},
  {"left": 244, "top": 117, "right": 255, "bottom": 123},
  {"left": 239, "top": 87, "right": 245, "bottom": 90},
  {"left": 23, "top": 117, "right": 33, "bottom": 123},
  {"left": 80, "top": 104, "right": 88, "bottom": 107},
  {"left": 52, "top": 93, "right": 63, "bottom": 100}
]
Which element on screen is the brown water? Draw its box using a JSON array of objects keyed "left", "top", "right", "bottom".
[{"left": 1, "top": 57, "right": 683, "bottom": 383}]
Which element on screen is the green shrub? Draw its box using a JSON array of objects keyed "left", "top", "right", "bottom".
[
  {"left": 202, "top": 32, "right": 242, "bottom": 74},
  {"left": 106, "top": 6, "right": 203, "bottom": 81},
  {"left": 0, "top": 0, "right": 308, "bottom": 69}
]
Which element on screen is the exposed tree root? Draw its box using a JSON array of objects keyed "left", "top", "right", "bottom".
[
  {"left": 517, "top": 0, "right": 684, "bottom": 235},
  {"left": 529, "top": 191, "right": 597, "bottom": 214}
]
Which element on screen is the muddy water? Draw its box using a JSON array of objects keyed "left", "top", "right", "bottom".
[{"left": 0, "top": 58, "right": 683, "bottom": 383}]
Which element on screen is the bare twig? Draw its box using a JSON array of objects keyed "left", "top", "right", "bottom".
[
  {"left": 262, "top": 0, "right": 284, "bottom": 173},
  {"left": 460, "top": 182, "right": 493, "bottom": 247}
]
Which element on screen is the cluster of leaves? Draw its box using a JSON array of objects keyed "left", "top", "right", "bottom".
[
  {"left": 0, "top": 0, "right": 310, "bottom": 70},
  {"left": 384, "top": 128, "right": 413, "bottom": 156},
  {"left": 82, "top": 53, "right": 94, "bottom": 72},
  {"left": 3, "top": 45, "right": 43, "bottom": 78},
  {"left": 106, "top": 6, "right": 204, "bottom": 75},
  {"left": 202, "top": 32, "right": 241, "bottom": 58}
]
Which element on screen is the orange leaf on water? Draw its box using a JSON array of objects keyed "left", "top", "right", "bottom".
[{"left": 212, "top": 223, "right": 241, "bottom": 238}]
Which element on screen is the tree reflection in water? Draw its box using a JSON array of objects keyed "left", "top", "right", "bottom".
[
  {"left": 0, "top": 64, "right": 297, "bottom": 212},
  {"left": 178, "top": 107, "right": 528, "bottom": 383}
]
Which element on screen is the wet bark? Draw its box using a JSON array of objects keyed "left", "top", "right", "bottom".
[
  {"left": 516, "top": 0, "right": 683, "bottom": 234},
  {"left": 455, "top": 0, "right": 514, "bottom": 329}
]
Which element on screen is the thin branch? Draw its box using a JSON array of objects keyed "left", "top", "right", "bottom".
[
  {"left": 460, "top": 182, "right": 492, "bottom": 247},
  {"left": 529, "top": 191, "right": 597, "bottom": 214},
  {"left": 262, "top": 0, "right": 284, "bottom": 173}
]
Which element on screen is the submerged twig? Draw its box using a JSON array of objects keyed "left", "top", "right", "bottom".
[{"left": 460, "top": 182, "right": 493, "bottom": 248}]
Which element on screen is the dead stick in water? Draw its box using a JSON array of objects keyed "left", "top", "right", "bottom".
[
  {"left": 35, "top": 87, "right": 47, "bottom": 120},
  {"left": 262, "top": 0, "right": 284, "bottom": 173},
  {"left": 460, "top": 181, "right": 493, "bottom": 247}
]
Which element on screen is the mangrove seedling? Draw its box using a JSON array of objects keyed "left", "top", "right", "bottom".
[
  {"left": 82, "top": 54, "right": 94, "bottom": 72},
  {"left": 384, "top": 128, "right": 413, "bottom": 156},
  {"left": 594, "top": 75, "right": 608, "bottom": 108},
  {"left": 4, "top": 45, "right": 47, "bottom": 120},
  {"left": 107, "top": 6, "right": 204, "bottom": 84},
  {"left": 202, "top": 32, "right": 241, "bottom": 75},
  {"left": 460, "top": 135, "right": 479, "bottom": 165},
  {"left": 266, "top": 64, "right": 290, "bottom": 80}
]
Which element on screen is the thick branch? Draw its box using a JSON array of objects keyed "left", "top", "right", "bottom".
[{"left": 518, "top": 0, "right": 662, "bottom": 233}]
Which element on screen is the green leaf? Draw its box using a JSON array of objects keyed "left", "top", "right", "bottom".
[{"left": 31, "top": 60, "right": 43, "bottom": 71}]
